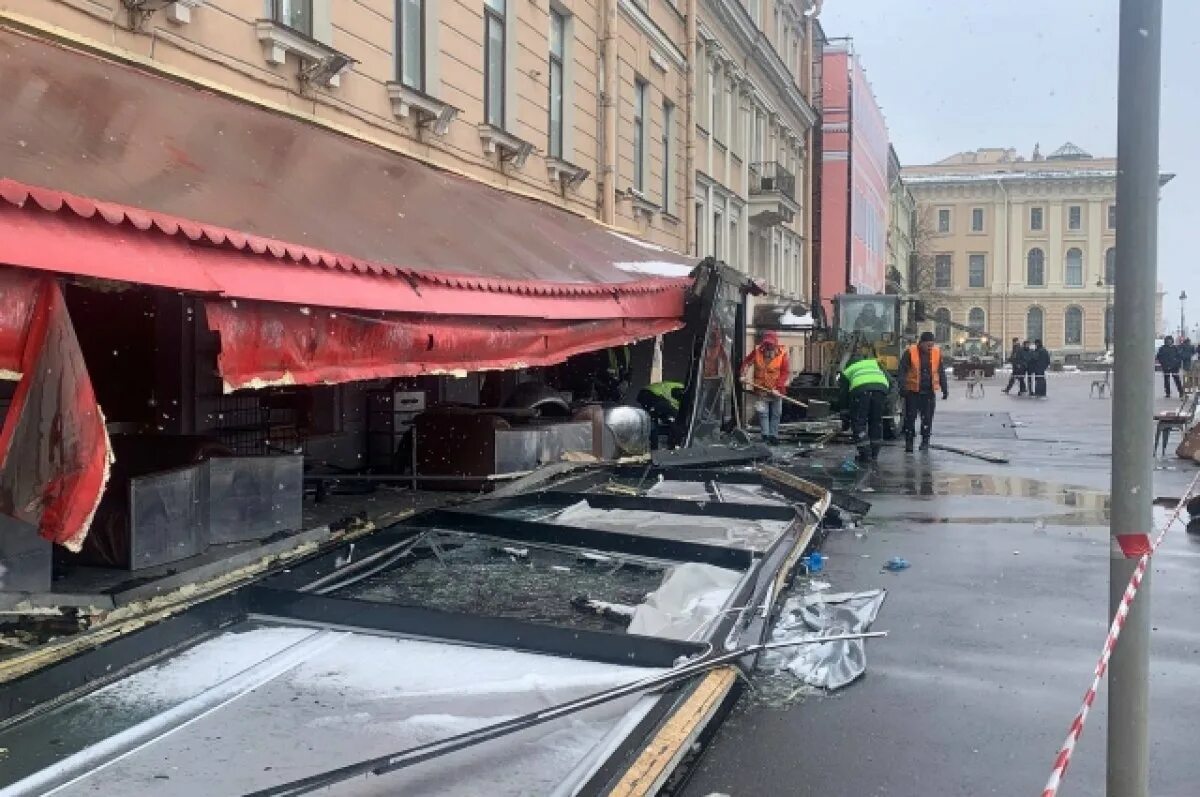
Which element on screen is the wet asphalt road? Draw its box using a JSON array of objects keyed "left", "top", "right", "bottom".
[{"left": 682, "top": 372, "right": 1200, "bottom": 797}]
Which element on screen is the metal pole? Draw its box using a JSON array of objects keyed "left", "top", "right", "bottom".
[{"left": 1108, "top": 1, "right": 1162, "bottom": 794}]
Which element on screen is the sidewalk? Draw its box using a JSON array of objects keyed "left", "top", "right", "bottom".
[{"left": 682, "top": 373, "right": 1200, "bottom": 797}]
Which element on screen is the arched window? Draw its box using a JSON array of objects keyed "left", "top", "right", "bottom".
[
  {"left": 1065, "top": 248, "right": 1084, "bottom": 287},
  {"left": 1027, "top": 248, "right": 1045, "bottom": 286},
  {"left": 1027, "top": 306, "right": 1044, "bottom": 342},
  {"left": 968, "top": 307, "right": 986, "bottom": 334},
  {"left": 934, "top": 307, "right": 951, "bottom": 343},
  {"left": 1105, "top": 247, "right": 1116, "bottom": 286},
  {"left": 1105, "top": 306, "right": 1114, "bottom": 348},
  {"left": 1064, "top": 305, "right": 1084, "bottom": 346}
]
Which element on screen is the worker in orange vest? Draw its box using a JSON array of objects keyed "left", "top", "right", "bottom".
[
  {"left": 740, "top": 331, "right": 790, "bottom": 445},
  {"left": 898, "top": 331, "right": 949, "bottom": 452}
]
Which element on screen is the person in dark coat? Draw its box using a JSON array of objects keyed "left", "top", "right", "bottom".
[
  {"left": 898, "top": 331, "right": 949, "bottom": 451},
  {"left": 1157, "top": 336, "right": 1184, "bottom": 398},
  {"left": 1180, "top": 337, "right": 1196, "bottom": 372},
  {"left": 1002, "top": 337, "right": 1028, "bottom": 395},
  {"left": 1030, "top": 339, "right": 1051, "bottom": 398}
]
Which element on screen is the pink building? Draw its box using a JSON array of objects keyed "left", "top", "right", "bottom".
[{"left": 819, "top": 41, "right": 890, "bottom": 311}]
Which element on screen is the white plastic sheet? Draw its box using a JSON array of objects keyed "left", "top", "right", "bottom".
[
  {"left": 626, "top": 562, "right": 742, "bottom": 641},
  {"left": 759, "top": 589, "right": 886, "bottom": 690}
]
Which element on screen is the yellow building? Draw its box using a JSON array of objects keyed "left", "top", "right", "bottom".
[
  {"left": 0, "top": 0, "right": 817, "bottom": 278},
  {"left": 902, "top": 144, "right": 1172, "bottom": 361}
]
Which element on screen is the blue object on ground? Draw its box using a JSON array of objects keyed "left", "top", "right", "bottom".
[
  {"left": 839, "top": 458, "right": 860, "bottom": 473},
  {"left": 802, "top": 552, "right": 826, "bottom": 573},
  {"left": 883, "top": 556, "right": 910, "bottom": 572}
]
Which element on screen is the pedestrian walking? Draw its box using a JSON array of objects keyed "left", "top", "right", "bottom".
[
  {"left": 839, "top": 353, "right": 892, "bottom": 463},
  {"left": 1180, "top": 337, "right": 1195, "bottom": 371},
  {"left": 1002, "top": 337, "right": 1028, "bottom": 395},
  {"left": 1030, "top": 339, "right": 1051, "bottom": 398},
  {"left": 740, "top": 331, "right": 790, "bottom": 445},
  {"left": 1157, "top": 335, "right": 1185, "bottom": 398},
  {"left": 898, "top": 331, "right": 949, "bottom": 452}
]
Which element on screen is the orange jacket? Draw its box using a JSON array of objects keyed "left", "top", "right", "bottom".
[
  {"left": 742, "top": 346, "right": 790, "bottom": 392},
  {"left": 902, "top": 345, "right": 942, "bottom": 394}
]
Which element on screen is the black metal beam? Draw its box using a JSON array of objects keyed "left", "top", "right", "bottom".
[
  {"left": 404, "top": 509, "right": 756, "bottom": 570},
  {"left": 0, "top": 594, "right": 244, "bottom": 728},
  {"left": 461, "top": 491, "right": 797, "bottom": 522},
  {"left": 242, "top": 587, "right": 704, "bottom": 669},
  {"left": 651, "top": 444, "right": 771, "bottom": 470}
]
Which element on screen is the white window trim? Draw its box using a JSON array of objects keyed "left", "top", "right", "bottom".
[
  {"left": 478, "top": 124, "right": 534, "bottom": 169},
  {"left": 387, "top": 84, "right": 459, "bottom": 136},
  {"left": 255, "top": 14, "right": 352, "bottom": 87},
  {"left": 164, "top": 0, "right": 207, "bottom": 25}
]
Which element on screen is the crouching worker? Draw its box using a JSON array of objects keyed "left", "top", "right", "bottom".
[
  {"left": 637, "top": 380, "right": 685, "bottom": 449},
  {"left": 840, "top": 353, "right": 892, "bottom": 463}
]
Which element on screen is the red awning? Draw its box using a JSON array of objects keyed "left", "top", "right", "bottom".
[
  {"left": 0, "top": 29, "right": 694, "bottom": 322},
  {"left": 205, "top": 300, "right": 681, "bottom": 391},
  {"left": 0, "top": 273, "right": 110, "bottom": 550}
]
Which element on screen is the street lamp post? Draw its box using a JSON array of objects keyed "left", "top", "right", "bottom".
[{"left": 1180, "top": 290, "right": 1188, "bottom": 339}]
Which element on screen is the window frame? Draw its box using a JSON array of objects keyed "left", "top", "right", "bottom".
[
  {"left": 661, "top": 99, "right": 674, "bottom": 208},
  {"left": 937, "top": 208, "right": 951, "bottom": 234},
  {"left": 934, "top": 308, "right": 952, "bottom": 344},
  {"left": 396, "top": 0, "right": 425, "bottom": 91},
  {"left": 1108, "top": 203, "right": 1117, "bottom": 230},
  {"left": 968, "top": 253, "right": 986, "bottom": 288},
  {"left": 1064, "top": 247, "right": 1084, "bottom": 287},
  {"left": 970, "top": 207, "right": 984, "bottom": 233},
  {"left": 1027, "top": 307, "right": 1045, "bottom": 342},
  {"left": 1027, "top": 247, "right": 1046, "bottom": 287},
  {"left": 1105, "top": 246, "right": 1116, "bottom": 286},
  {"left": 633, "top": 77, "right": 648, "bottom": 193},
  {"left": 547, "top": 8, "right": 566, "bottom": 159},
  {"left": 968, "top": 307, "right": 986, "bottom": 334},
  {"left": 1030, "top": 206, "right": 1044, "bottom": 232},
  {"left": 1067, "top": 204, "right": 1083, "bottom": 231},
  {"left": 1064, "top": 306, "right": 1084, "bottom": 346},
  {"left": 934, "top": 253, "right": 952, "bottom": 289},
  {"left": 484, "top": 0, "right": 507, "bottom": 129},
  {"left": 273, "top": 0, "right": 314, "bottom": 36}
]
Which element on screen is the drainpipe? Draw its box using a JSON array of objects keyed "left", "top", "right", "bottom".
[
  {"left": 601, "top": 0, "right": 618, "bottom": 225},
  {"left": 995, "top": 177, "right": 1010, "bottom": 345},
  {"left": 684, "top": 0, "right": 698, "bottom": 255}
]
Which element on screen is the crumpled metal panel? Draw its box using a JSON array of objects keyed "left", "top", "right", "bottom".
[
  {"left": 0, "top": 277, "right": 111, "bottom": 550},
  {"left": 0, "top": 30, "right": 693, "bottom": 295},
  {"left": 204, "top": 299, "right": 681, "bottom": 391}
]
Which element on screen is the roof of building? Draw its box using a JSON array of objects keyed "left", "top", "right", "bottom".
[{"left": 900, "top": 143, "right": 1177, "bottom": 186}]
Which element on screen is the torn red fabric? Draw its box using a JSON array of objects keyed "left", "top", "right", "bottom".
[
  {"left": 0, "top": 275, "right": 111, "bottom": 550},
  {"left": 205, "top": 300, "right": 682, "bottom": 392},
  {"left": 0, "top": 267, "right": 42, "bottom": 378}
]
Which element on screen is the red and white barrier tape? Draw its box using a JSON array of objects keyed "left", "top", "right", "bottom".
[{"left": 1041, "top": 472, "right": 1200, "bottom": 797}]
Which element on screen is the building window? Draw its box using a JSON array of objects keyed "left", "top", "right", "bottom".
[
  {"left": 1065, "top": 247, "right": 1084, "bottom": 287},
  {"left": 1105, "top": 306, "right": 1114, "bottom": 346},
  {"left": 968, "top": 254, "right": 986, "bottom": 288},
  {"left": 547, "top": 9, "right": 565, "bottom": 158},
  {"left": 1030, "top": 206, "right": 1044, "bottom": 231},
  {"left": 397, "top": 0, "right": 425, "bottom": 90},
  {"left": 1108, "top": 203, "right": 1117, "bottom": 230},
  {"left": 1068, "top": 205, "right": 1082, "bottom": 231},
  {"left": 633, "top": 78, "right": 647, "bottom": 192},
  {"left": 934, "top": 308, "right": 951, "bottom": 343},
  {"left": 971, "top": 207, "right": 984, "bottom": 232},
  {"left": 695, "top": 45, "right": 709, "bottom": 129},
  {"left": 1027, "top": 306, "right": 1044, "bottom": 342},
  {"left": 968, "top": 307, "right": 986, "bottom": 334},
  {"left": 937, "top": 208, "right": 951, "bottom": 234},
  {"left": 662, "top": 100, "right": 674, "bottom": 207},
  {"left": 1105, "top": 246, "right": 1116, "bottom": 286},
  {"left": 729, "top": 215, "right": 738, "bottom": 268},
  {"left": 1027, "top": 247, "right": 1045, "bottom": 286},
  {"left": 273, "top": 0, "right": 313, "bottom": 36},
  {"left": 484, "top": 0, "right": 507, "bottom": 128},
  {"left": 712, "top": 67, "right": 726, "bottom": 144},
  {"left": 713, "top": 208, "right": 723, "bottom": 259},
  {"left": 1064, "top": 306, "right": 1084, "bottom": 346},
  {"left": 934, "top": 254, "right": 952, "bottom": 289}
]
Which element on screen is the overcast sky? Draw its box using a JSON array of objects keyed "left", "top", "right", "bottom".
[{"left": 820, "top": 0, "right": 1198, "bottom": 334}]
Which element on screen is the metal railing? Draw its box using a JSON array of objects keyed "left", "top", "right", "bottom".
[{"left": 748, "top": 161, "right": 796, "bottom": 201}]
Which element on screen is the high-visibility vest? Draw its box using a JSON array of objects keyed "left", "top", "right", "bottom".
[
  {"left": 751, "top": 348, "right": 787, "bottom": 391},
  {"left": 843, "top": 358, "right": 890, "bottom": 391},
  {"left": 904, "top": 345, "right": 942, "bottom": 393},
  {"left": 644, "top": 381, "right": 684, "bottom": 410}
]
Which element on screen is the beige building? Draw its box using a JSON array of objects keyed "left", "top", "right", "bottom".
[
  {"left": 903, "top": 143, "right": 1173, "bottom": 361},
  {"left": 886, "top": 144, "right": 915, "bottom": 294},
  {"left": 0, "top": 0, "right": 817, "bottom": 289}
]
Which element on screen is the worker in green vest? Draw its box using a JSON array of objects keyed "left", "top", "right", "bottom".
[
  {"left": 839, "top": 354, "right": 892, "bottom": 463},
  {"left": 637, "top": 380, "right": 685, "bottom": 450}
]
